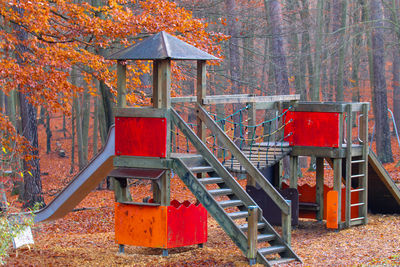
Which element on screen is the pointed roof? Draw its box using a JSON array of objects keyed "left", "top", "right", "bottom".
[{"left": 107, "top": 31, "right": 219, "bottom": 61}]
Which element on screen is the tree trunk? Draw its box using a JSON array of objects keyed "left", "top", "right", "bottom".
[
  {"left": 370, "top": 0, "right": 393, "bottom": 163},
  {"left": 311, "top": 0, "right": 324, "bottom": 101},
  {"left": 393, "top": 49, "right": 400, "bottom": 136},
  {"left": 14, "top": 6, "right": 44, "bottom": 209},
  {"left": 264, "top": 0, "right": 290, "bottom": 95}
]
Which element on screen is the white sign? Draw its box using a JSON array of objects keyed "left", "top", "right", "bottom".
[{"left": 12, "top": 226, "right": 34, "bottom": 249}]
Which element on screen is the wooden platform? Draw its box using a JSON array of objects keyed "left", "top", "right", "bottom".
[{"left": 223, "top": 142, "right": 291, "bottom": 174}]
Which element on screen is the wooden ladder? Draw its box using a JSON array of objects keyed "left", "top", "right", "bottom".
[
  {"left": 171, "top": 108, "right": 301, "bottom": 266},
  {"left": 344, "top": 104, "right": 368, "bottom": 227}
]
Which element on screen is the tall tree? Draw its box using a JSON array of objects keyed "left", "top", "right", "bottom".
[
  {"left": 370, "top": 0, "right": 393, "bottom": 163},
  {"left": 264, "top": 0, "right": 290, "bottom": 94}
]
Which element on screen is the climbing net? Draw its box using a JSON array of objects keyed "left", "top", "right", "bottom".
[{"left": 171, "top": 103, "right": 294, "bottom": 172}]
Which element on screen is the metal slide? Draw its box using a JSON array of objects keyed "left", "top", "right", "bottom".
[
  {"left": 34, "top": 126, "right": 115, "bottom": 223},
  {"left": 368, "top": 151, "right": 400, "bottom": 214}
]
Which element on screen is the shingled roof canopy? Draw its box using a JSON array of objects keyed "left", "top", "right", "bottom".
[{"left": 107, "top": 31, "right": 219, "bottom": 61}]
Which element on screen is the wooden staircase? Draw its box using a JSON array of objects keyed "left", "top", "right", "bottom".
[
  {"left": 171, "top": 107, "right": 301, "bottom": 266},
  {"left": 172, "top": 154, "right": 299, "bottom": 266}
]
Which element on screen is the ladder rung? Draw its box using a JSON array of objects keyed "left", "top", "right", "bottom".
[
  {"left": 257, "top": 233, "right": 275, "bottom": 243},
  {"left": 228, "top": 211, "right": 248, "bottom": 220},
  {"left": 258, "top": 245, "right": 286, "bottom": 255},
  {"left": 350, "top": 202, "right": 365, "bottom": 207},
  {"left": 350, "top": 218, "right": 366, "bottom": 226},
  {"left": 218, "top": 199, "right": 244, "bottom": 208},
  {"left": 350, "top": 216, "right": 365, "bottom": 222},
  {"left": 351, "top": 173, "right": 365, "bottom": 178},
  {"left": 208, "top": 188, "right": 233, "bottom": 196},
  {"left": 268, "top": 258, "right": 296, "bottom": 265},
  {"left": 189, "top": 166, "right": 214, "bottom": 173},
  {"left": 198, "top": 177, "right": 224, "bottom": 185},
  {"left": 351, "top": 159, "right": 365, "bottom": 164},
  {"left": 238, "top": 222, "right": 266, "bottom": 232},
  {"left": 351, "top": 188, "right": 365, "bottom": 193}
]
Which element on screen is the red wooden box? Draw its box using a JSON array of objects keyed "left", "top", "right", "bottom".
[
  {"left": 115, "top": 117, "right": 167, "bottom": 157},
  {"left": 115, "top": 200, "right": 207, "bottom": 249},
  {"left": 284, "top": 111, "right": 340, "bottom": 147}
]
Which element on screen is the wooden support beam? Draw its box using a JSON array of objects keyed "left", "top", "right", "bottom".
[
  {"left": 316, "top": 157, "right": 324, "bottom": 221},
  {"left": 333, "top": 158, "right": 343, "bottom": 229},
  {"left": 345, "top": 104, "right": 353, "bottom": 228},
  {"left": 247, "top": 206, "right": 258, "bottom": 265},
  {"left": 197, "top": 60, "right": 207, "bottom": 143},
  {"left": 282, "top": 200, "right": 291, "bottom": 245},
  {"left": 117, "top": 61, "right": 127, "bottom": 108},
  {"left": 361, "top": 103, "right": 369, "bottom": 224},
  {"left": 202, "top": 94, "right": 300, "bottom": 105},
  {"left": 289, "top": 156, "right": 298, "bottom": 189},
  {"left": 247, "top": 102, "right": 256, "bottom": 145}
]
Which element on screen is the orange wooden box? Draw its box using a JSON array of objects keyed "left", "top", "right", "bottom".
[{"left": 115, "top": 200, "right": 207, "bottom": 249}]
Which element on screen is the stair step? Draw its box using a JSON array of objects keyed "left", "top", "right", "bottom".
[
  {"left": 350, "top": 202, "right": 365, "bottom": 207},
  {"left": 268, "top": 257, "right": 296, "bottom": 265},
  {"left": 189, "top": 166, "right": 214, "bottom": 173},
  {"left": 198, "top": 177, "right": 224, "bottom": 185},
  {"left": 351, "top": 188, "right": 365, "bottom": 193},
  {"left": 258, "top": 245, "right": 286, "bottom": 256},
  {"left": 208, "top": 188, "right": 233, "bottom": 196},
  {"left": 257, "top": 233, "right": 276, "bottom": 243},
  {"left": 218, "top": 199, "right": 244, "bottom": 208},
  {"left": 228, "top": 211, "right": 248, "bottom": 220},
  {"left": 238, "top": 222, "right": 267, "bottom": 232},
  {"left": 350, "top": 173, "right": 365, "bottom": 178},
  {"left": 351, "top": 159, "right": 365, "bottom": 164}
]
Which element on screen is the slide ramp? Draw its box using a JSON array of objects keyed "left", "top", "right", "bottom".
[
  {"left": 368, "top": 151, "right": 400, "bottom": 214},
  {"left": 34, "top": 126, "right": 115, "bottom": 223}
]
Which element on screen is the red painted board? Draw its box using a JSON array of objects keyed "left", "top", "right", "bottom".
[
  {"left": 115, "top": 117, "right": 167, "bottom": 157},
  {"left": 167, "top": 200, "right": 208, "bottom": 248},
  {"left": 284, "top": 111, "right": 340, "bottom": 147}
]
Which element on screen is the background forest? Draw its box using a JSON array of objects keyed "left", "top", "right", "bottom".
[{"left": 1, "top": 0, "right": 400, "bottom": 265}]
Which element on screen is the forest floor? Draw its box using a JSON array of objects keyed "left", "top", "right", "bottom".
[{"left": 4, "top": 114, "right": 400, "bottom": 266}]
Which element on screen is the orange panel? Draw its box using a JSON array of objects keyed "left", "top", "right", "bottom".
[
  {"left": 326, "top": 191, "right": 339, "bottom": 229},
  {"left": 115, "top": 203, "right": 167, "bottom": 248}
]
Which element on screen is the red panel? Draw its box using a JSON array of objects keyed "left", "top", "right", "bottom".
[
  {"left": 115, "top": 117, "right": 167, "bottom": 157},
  {"left": 167, "top": 200, "right": 208, "bottom": 248},
  {"left": 284, "top": 111, "right": 340, "bottom": 147}
]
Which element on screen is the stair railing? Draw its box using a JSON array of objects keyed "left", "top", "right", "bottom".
[{"left": 195, "top": 103, "right": 292, "bottom": 243}]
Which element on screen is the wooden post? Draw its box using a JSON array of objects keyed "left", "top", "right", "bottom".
[
  {"left": 117, "top": 61, "right": 127, "bottom": 107},
  {"left": 247, "top": 102, "right": 256, "bottom": 187},
  {"left": 333, "top": 158, "right": 342, "bottom": 229},
  {"left": 289, "top": 156, "right": 298, "bottom": 189},
  {"left": 282, "top": 200, "right": 291, "bottom": 245},
  {"left": 316, "top": 157, "right": 324, "bottom": 221},
  {"left": 345, "top": 104, "right": 352, "bottom": 228},
  {"left": 114, "top": 60, "right": 132, "bottom": 203},
  {"left": 197, "top": 60, "right": 207, "bottom": 142},
  {"left": 247, "top": 206, "right": 258, "bottom": 265},
  {"left": 153, "top": 59, "right": 171, "bottom": 206},
  {"left": 361, "top": 103, "right": 369, "bottom": 224}
]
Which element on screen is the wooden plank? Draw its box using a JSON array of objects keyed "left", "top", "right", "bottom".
[
  {"left": 247, "top": 102, "right": 256, "bottom": 143},
  {"left": 153, "top": 61, "right": 161, "bottom": 108},
  {"left": 171, "top": 96, "right": 197, "bottom": 103},
  {"left": 361, "top": 104, "right": 369, "bottom": 223},
  {"left": 289, "top": 156, "right": 298, "bottom": 189},
  {"left": 254, "top": 102, "right": 278, "bottom": 110},
  {"left": 326, "top": 190, "right": 339, "bottom": 229},
  {"left": 114, "top": 107, "right": 168, "bottom": 118},
  {"left": 196, "top": 104, "right": 290, "bottom": 215},
  {"left": 113, "top": 156, "right": 173, "bottom": 169},
  {"left": 291, "top": 146, "right": 346, "bottom": 158},
  {"left": 203, "top": 94, "right": 300, "bottom": 105}
]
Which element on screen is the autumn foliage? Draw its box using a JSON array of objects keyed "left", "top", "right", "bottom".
[{"left": 0, "top": 0, "right": 225, "bottom": 158}]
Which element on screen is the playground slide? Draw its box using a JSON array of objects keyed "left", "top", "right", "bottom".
[
  {"left": 368, "top": 151, "right": 400, "bottom": 214},
  {"left": 34, "top": 126, "right": 115, "bottom": 223}
]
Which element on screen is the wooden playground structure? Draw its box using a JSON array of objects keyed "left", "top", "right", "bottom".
[{"left": 32, "top": 32, "right": 400, "bottom": 266}]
